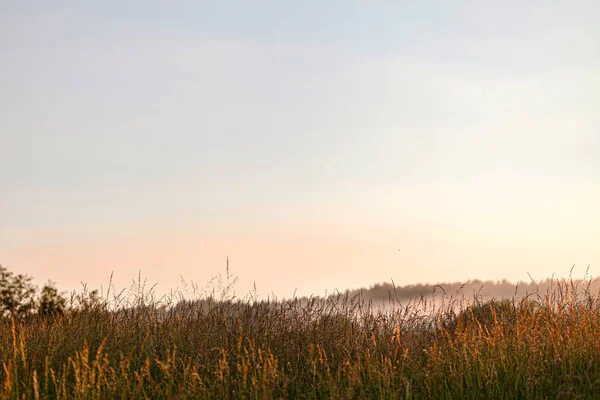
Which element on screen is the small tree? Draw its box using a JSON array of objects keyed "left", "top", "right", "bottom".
[
  {"left": 38, "top": 281, "right": 67, "bottom": 317},
  {"left": 0, "top": 264, "right": 37, "bottom": 318}
]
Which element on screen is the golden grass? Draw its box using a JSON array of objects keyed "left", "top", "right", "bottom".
[{"left": 1, "top": 276, "right": 600, "bottom": 399}]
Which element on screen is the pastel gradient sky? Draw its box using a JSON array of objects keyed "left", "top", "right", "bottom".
[{"left": 1, "top": 1, "right": 599, "bottom": 298}]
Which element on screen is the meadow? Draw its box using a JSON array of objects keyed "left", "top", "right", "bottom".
[{"left": 1, "top": 271, "right": 600, "bottom": 399}]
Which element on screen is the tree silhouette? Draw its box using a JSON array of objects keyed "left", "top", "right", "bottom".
[
  {"left": 0, "top": 264, "right": 37, "bottom": 318},
  {"left": 0, "top": 265, "right": 67, "bottom": 319}
]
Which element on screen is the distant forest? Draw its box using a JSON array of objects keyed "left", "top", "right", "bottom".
[{"left": 331, "top": 275, "right": 600, "bottom": 304}]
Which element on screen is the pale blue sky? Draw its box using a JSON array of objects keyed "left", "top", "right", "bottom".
[{"left": 1, "top": 1, "right": 599, "bottom": 297}]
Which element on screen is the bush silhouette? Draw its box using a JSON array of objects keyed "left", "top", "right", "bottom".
[{"left": 38, "top": 282, "right": 67, "bottom": 317}]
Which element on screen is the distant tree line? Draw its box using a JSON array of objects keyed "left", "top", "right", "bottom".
[{"left": 341, "top": 275, "right": 600, "bottom": 303}]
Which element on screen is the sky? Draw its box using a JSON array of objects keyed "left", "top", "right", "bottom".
[{"left": 1, "top": 1, "right": 599, "bottom": 300}]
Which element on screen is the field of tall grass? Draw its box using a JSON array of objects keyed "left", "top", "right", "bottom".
[{"left": 2, "top": 272, "right": 600, "bottom": 399}]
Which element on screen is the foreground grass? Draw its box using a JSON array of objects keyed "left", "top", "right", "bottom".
[{"left": 1, "top": 277, "right": 600, "bottom": 399}]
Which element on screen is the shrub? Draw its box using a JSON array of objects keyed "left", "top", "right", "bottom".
[{"left": 38, "top": 281, "right": 67, "bottom": 317}]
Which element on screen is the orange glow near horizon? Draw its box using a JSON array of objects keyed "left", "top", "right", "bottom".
[{"left": 4, "top": 213, "right": 599, "bottom": 300}]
